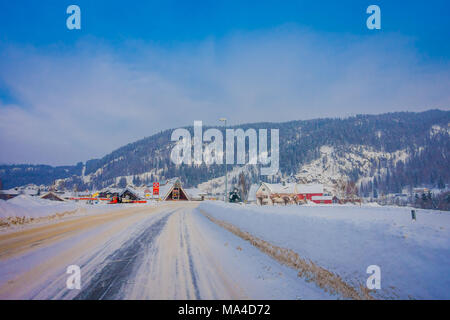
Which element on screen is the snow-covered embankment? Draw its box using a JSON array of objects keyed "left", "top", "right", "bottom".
[{"left": 198, "top": 201, "right": 450, "bottom": 299}]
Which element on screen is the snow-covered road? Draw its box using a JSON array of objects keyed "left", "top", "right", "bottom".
[{"left": 0, "top": 202, "right": 332, "bottom": 300}]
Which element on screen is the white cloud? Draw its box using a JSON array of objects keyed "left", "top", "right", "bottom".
[{"left": 0, "top": 26, "right": 449, "bottom": 165}]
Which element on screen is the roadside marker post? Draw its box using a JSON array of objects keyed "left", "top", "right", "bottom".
[{"left": 411, "top": 210, "right": 416, "bottom": 221}]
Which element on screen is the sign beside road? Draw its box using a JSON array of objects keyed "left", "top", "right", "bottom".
[{"left": 153, "top": 182, "right": 160, "bottom": 195}]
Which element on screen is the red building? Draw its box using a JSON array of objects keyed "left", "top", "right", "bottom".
[
  {"left": 310, "top": 195, "right": 333, "bottom": 204},
  {"left": 255, "top": 182, "right": 332, "bottom": 205},
  {"left": 296, "top": 184, "right": 333, "bottom": 204},
  {"left": 296, "top": 184, "right": 324, "bottom": 201}
]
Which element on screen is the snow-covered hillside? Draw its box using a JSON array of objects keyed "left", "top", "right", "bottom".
[
  {"left": 3, "top": 110, "right": 447, "bottom": 194},
  {"left": 197, "top": 165, "right": 258, "bottom": 195},
  {"left": 196, "top": 144, "right": 410, "bottom": 197},
  {"left": 295, "top": 145, "right": 409, "bottom": 194}
]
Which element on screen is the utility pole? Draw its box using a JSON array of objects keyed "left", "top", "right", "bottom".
[{"left": 219, "top": 118, "right": 228, "bottom": 202}]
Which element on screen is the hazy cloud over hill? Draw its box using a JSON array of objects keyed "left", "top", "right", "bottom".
[{"left": 0, "top": 26, "right": 449, "bottom": 165}]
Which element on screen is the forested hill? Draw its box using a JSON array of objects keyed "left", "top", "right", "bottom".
[{"left": 1, "top": 109, "right": 449, "bottom": 195}]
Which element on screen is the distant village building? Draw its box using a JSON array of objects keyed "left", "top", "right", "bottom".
[
  {"left": 185, "top": 188, "right": 207, "bottom": 201},
  {"left": 41, "top": 192, "right": 65, "bottom": 202},
  {"left": 120, "top": 187, "right": 140, "bottom": 201},
  {"left": 256, "top": 182, "right": 297, "bottom": 205},
  {"left": 0, "top": 184, "right": 43, "bottom": 200},
  {"left": 0, "top": 190, "right": 19, "bottom": 201},
  {"left": 158, "top": 178, "right": 190, "bottom": 201},
  {"left": 246, "top": 184, "right": 260, "bottom": 204},
  {"left": 296, "top": 184, "right": 324, "bottom": 201},
  {"left": 73, "top": 179, "right": 193, "bottom": 203},
  {"left": 310, "top": 195, "right": 333, "bottom": 204},
  {"left": 98, "top": 189, "right": 121, "bottom": 199},
  {"left": 413, "top": 188, "right": 430, "bottom": 197}
]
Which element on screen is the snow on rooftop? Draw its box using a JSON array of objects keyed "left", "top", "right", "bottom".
[
  {"left": 185, "top": 188, "right": 206, "bottom": 200},
  {"left": 311, "top": 195, "right": 333, "bottom": 201},
  {"left": 247, "top": 184, "right": 259, "bottom": 201},
  {"left": 260, "top": 183, "right": 324, "bottom": 195},
  {"left": 296, "top": 184, "right": 324, "bottom": 194},
  {"left": 263, "top": 183, "right": 296, "bottom": 194}
]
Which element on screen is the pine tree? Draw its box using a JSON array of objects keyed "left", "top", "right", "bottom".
[
  {"left": 118, "top": 177, "right": 127, "bottom": 188},
  {"left": 438, "top": 177, "right": 445, "bottom": 189}
]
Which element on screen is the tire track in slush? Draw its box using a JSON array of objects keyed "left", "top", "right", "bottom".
[
  {"left": 183, "top": 217, "right": 201, "bottom": 299},
  {"left": 74, "top": 212, "right": 173, "bottom": 300}
]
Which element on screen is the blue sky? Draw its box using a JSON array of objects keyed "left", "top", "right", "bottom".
[
  {"left": 0, "top": 1, "right": 449, "bottom": 165},
  {"left": 0, "top": 1, "right": 449, "bottom": 56}
]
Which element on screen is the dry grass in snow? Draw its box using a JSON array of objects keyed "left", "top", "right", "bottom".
[
  {"left": 0, "top": 208, "right": 84, "bottom": 230},
  {"left": 199, "top": 208, "right": 374, "bottom": 300}
]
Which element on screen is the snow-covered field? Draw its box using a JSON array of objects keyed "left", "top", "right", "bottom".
[{"left": 199, "top": 201, "right": 450, "bottom": 299}]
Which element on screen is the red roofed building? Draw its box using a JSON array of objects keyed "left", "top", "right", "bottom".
[{"left": 296, "top": 184, "right": 324, "bottom": 201}]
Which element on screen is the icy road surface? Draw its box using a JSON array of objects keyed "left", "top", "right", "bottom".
[{"left": 0, "top": 202, "right": 332, "bottom": 300}]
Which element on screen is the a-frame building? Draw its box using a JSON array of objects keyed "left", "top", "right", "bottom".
[{"left": 160, "top": 178, "right": 190, "bottom": 201}]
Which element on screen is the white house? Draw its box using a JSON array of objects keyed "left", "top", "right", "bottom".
[
  {"left": 254, "top": 182, "right": 327, "bottom": 205},
  {"left": 255, "top": 182, "right": 297, "bottom": 205}
]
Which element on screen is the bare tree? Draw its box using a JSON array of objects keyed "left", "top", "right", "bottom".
[
  {"left": 335, "top": 178, "right": 360, "bottom": 203},
  {"left": 335, "top": 178, "right": 348, "bottom": 199},
  {"left": 238, "top": 172, "right": 249, "bottom": 202},
  {"left": 345, "top": 181, "right": 359, "bottom": 200}
]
